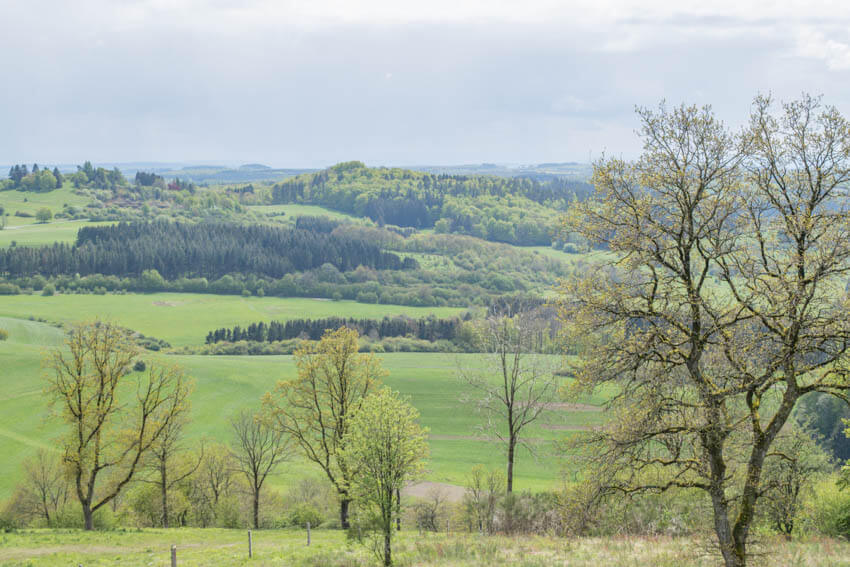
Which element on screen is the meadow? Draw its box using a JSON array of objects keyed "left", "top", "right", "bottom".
[
  {"left": 0, "top": 316, "right": 597, "bottom": 499},
  {"left": 0, "top": 528, "right": 846, "bottom": 566},
  {"left": 0, "top": 294, "right": 464, "bottom": 347},
  {"left": 0, "top": 185, "right": 93, "bottom": 226}
]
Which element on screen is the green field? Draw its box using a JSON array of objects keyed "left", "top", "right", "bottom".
[
  {"left": 0, "top": 185, "right": 94, "bottom": 226},
  {"left": 0, "top": 316, "right": 596, "bottom": 499},
  {"left": 248, "top": 203, "right": 363, "bottom": 222},
  {"left": 0, "top": 220, "right": 114, "bottom": 247},
  {"left": 0, "top": 294, "right": 464, "bottom": 347},
  {"left": 0, "top": 529, "right": 844, "bottom": 566}
]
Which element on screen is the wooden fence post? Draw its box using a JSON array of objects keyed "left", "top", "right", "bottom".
[
  {"left": 171, "top": 545, "right": 177, "bottom": 567},
  {"left": 248, "top": 530, "right": 253, "bottom": 558},
  {"left": 306, "top": 521, "right": 311, "bottom": 546}
]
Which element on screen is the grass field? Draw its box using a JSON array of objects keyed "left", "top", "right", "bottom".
[
  {"left": 0, "top": 317, "right": 593, "bottom": 499},
  {"left": 248, "top": 204, "right": 363, "bottom": 222},
  {"left": 0, "top": 529, "right": 846, "bottom": 566},
  {"left": 0, "top": 220, "right": 114, "bottom": 247},
  {"left": 0, "top": 185, "right": 94, "bottom": 225},
  {"left": 0, "top": 294, "right": 464, "bottom": 347}
]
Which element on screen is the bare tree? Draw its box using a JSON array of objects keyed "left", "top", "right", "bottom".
[
  {"left": 46, "top": 321, "right": 192, "bottom": 530},
  {"left": 18, "top": 450, "right": 69, "bottom": 526},
  {"left": 230, "top": 410, "right": 291, "bottom": 529},
  {"left": 458, "top": 312, "right": 559, "bottom": 493},
  {"left": 138, "top": 416, "right": 203, "bottom": 527}
]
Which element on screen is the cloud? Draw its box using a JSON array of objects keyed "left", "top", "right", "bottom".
[
  {"left": 794, "top": 27, "right": 850, "bottom": 70},
  {"left": 3, "top": 0, "right": 850, "bottom": 165}
]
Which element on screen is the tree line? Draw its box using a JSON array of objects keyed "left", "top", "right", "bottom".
[
  {"left": 4, "top": 164, "right": 64, "bottom": 192},
  {"left": 205, "top": 315, "right": 464, "bottom": 345},
  {"left": 0, "top": 220, "right": 416, "bottom": 279}
]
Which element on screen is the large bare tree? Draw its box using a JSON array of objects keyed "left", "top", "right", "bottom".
[
  {"left": 263, "top": 327, "right": 385, "bottom": 528},
  {"left": 46, "top": 321, "right": 192, "bottom": 530},
  {"left": 558, "top": 96, "right": 850, "bottom": 567},
  {"left": 459, "top": 312, "right": 559, "bottom": 493}
]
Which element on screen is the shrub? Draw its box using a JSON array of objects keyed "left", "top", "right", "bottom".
[
  {"left": 41, "top": 284, "right": 55, "bottom": 296},
  {"left": 0, "top": 329, "right": 7, "bottom": 341},
  {"left": 805, "top": 477, "right": 850, "bottom": 538},
  {"left": 133, "top": 360, "right": 146, "bottom": 372},
  {"left": 286, "top": 503, "right": 324, "bottom": 528},
  {"left": 0, "top": 283, "right": 20, "bottom": 295}
]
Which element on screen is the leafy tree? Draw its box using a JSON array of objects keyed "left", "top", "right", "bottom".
[
  {"left": 46, "top": 321, "right": 192, "bottom": 530},
  {"left": 341, "top": 388, "right": 428, "bottom": 566},
  {"left": 35, "top": 207, "right": 52, "bottom": 223},
  {"left": 558, "top": 95, "right": 850, "bottom": 567},
  {"left": 263, "top": 327, "right": 385, "bottom": 528},
  {"left": 230, "top": 410, "right": 290, "bottom": 529}
]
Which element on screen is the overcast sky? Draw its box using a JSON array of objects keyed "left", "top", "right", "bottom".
[{"left": 3, "top": 0, "right": 850, "bottom": 168}]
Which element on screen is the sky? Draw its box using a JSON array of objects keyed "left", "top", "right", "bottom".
[{"left": 3, "top": 0, "right": 850, "bottom": 168}]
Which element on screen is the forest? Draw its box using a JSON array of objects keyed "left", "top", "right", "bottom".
[
  {"left": 0, "top": 220, "right": 415, "bottom": 279},
  {"left": 270, "top": 161, "right": 592, "bottom": 245}
]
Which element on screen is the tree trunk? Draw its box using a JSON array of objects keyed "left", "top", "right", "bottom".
[
  {"left": 396, "top": 488, "right": 401, "bottom": 531},
  {"left": 506, "top": 436, "right": 515, "bottom": 493},
  {"left": 253, "top": 488, "right": 260, "bottom": 529},
  {"left": 82, "top": 502, "right": 94, "bottom": 531},
  {"left": 383, "top": 531, "right": 392, "bottom": 566},
  {"left": 340, "top": 498, "right": 351, "bottom": 529},
  {"left": 161, "top": 481, "right": 169, "bottom": 528}
]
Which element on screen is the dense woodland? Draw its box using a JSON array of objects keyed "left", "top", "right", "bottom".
[
  {"left": 270, "top": 161, "right": 592, "bottom": 245},
  {"left": 0, "top": 220, "right": 414, "bottom": 279},
  {"left": 205, "top": 315, "right": 465, "bottom": 344}
]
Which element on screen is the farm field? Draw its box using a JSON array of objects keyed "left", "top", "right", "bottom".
[
  {"left": 0, "top": 294, "right": 465, "bottom": 347},
  {"left": 0, "top": 219, "right": 114, "bottom": 247},
  {"left": 0, "top": 317, "right": 593, "bottom": 498},
  {"left": 0, "top": 529, "right": 846, "bottom": 567}
]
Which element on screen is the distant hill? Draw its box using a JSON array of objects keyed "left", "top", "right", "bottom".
[{"left": 403, "top": 162, "right": 592, "bottom": 180}]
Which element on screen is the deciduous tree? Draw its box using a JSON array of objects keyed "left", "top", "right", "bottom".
[
  {"left": 46, "top": 321, "right": 192, "bottom": 530},
  {"left": 230, "top": 410, "right": 290, "bottom": 529},
  {"left": 263, "top": 327, "right": 385, "bottom": 528},
  {"left": 458, "top": 312, "right": 559, "bottom": 492},
  {"left": 558, "top": 95, "right": 850, "bottom": 567},
  {"left": 341, "top": 388, "right": 428, "bottom": 566}
]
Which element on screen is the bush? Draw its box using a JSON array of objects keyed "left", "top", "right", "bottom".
[
  {"left": 41, "top": 284, "right": 55, "bottom": 296},
  {"left": 805, "top": 477, "right": 850, "bottom": 538},
  {"left": 0, "top": 283, "right": 21, "bottom": 295},
  {"left": 133, "top": 360, "right": 146, "bottom": 372},
  {"left": 0, "top": 329, "right": 7, "bottom": 341},
  {"left": 286, "top": 503, "right": 324, "bottom": 528}
]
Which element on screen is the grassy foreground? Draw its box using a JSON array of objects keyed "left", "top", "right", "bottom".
[{"left": 0, "top": 529, "right": 846, "bottom": 566}]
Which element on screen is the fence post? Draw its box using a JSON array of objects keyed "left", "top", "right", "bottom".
[
  {"left": 171, "top": 545, "right": 177, "bottom": 567},
  {"left": 446, "top": 518, "right": 450, "bottom": 533},
  {"left": 306, "top": 521, "right": 311, "bottom": 546},
  {"left": 248, "top": 530, "right": 253, "bottom": 558}
]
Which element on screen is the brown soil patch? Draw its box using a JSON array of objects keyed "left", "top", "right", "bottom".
[
  {"left": 152, "top": 301, "right": 181, "bottom": 307},
  {"left": 402, "top": 481, "right": 466, "bottom": 503}
]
